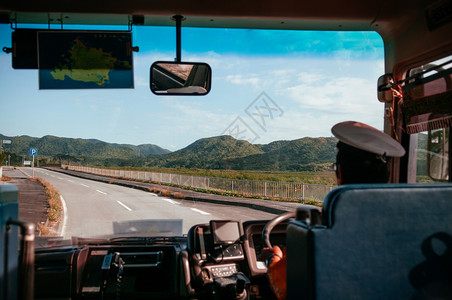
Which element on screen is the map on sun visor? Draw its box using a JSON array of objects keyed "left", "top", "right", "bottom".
[{"left": 38, "top": 31, "right": 134, "bottom": 89}]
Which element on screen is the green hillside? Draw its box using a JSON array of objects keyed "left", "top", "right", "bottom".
[
  {"left": 145, "top": 136, "right": 337, "bottom": 171},
  {"left": 0, "top": 134, "right": 169, "bottom": 165},
  {"left": 222, "top": 137, "right": 337, "bottom": 171},
  {"left": 146, "top": 135, "right": 264, "bottom": 169},
  {"left": 1, "top": 133, "right": 338, "bottom": 171},
  {"left": 111, "top": 143, "right": 171, "bottom": 155}
]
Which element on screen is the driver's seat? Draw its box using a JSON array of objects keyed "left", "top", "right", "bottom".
[{"left": 286, "top": 183, "right": 452, "bottom": 300}]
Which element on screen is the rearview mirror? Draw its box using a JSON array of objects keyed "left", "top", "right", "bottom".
[
  {"left": 150, "top": 61, "right": 211, "bottom": 95},
  {"left": 377, "top": 73, "right": 394, "bottom": 103}
]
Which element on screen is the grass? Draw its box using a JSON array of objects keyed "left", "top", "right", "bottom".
[
  {"left": 32, "top": 178, "right": 62, "bottom": 235},
  {"left": 103, "top": 166, "right": 337, "bottom": 185},
  {"left": 37, "top": 223, "right": 51, "bottom": 235},
  {"left": 0, "top": 175, "right": 12, "bottom": 181},
  {"left": 147, "top": 187, "right": 186, "bottom": 199},
  {"left": 172, "top": 192, "right": 185, "bottom": 199}
]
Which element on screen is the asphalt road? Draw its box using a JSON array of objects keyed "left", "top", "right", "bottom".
[{"left": 17, "top": 167, "right": 278, "bottom": 238}]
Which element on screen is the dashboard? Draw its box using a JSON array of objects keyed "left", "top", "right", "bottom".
[{"left": 34, "top": 220, "right": 288, "bottom": 299}]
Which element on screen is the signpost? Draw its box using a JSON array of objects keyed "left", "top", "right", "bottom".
[{"left": 30, "top": 148, "right": 37, "bottom": 178}]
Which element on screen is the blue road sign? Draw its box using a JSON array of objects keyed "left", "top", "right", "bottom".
[{"left": 30, "top": 149, "right": 37, "bottom": 155}]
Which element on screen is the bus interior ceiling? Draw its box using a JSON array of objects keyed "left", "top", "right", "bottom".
[
  {"left": 1, "top": 1, "right": 452, "bottom": 300},
  {"left": 1, "top": 0, "right": 451, "bottom": 73}
]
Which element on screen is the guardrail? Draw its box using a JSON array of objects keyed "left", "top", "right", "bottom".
[{"left": 62, "top": 165, "right": 334, "bottom": 203}]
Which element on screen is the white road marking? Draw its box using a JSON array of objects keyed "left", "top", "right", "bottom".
[
  {"left": 57, "top": 177, "right": 64, "bottom": 180},
  {"left": 60, "top": 195, "right": 68, "bottom": 238},
  {"left": 190, "top": 208, "right": 211, "bottom": 215},
  {"left": 67, "top": 179, "right": 74, "bottom": 183},
  {"left": 81, "top": 183, "right": 90, "bottom": 188},
  {"left": 96, "top": 189, "right": 107, "bottom": 195},
  {"left": 161, "top": 198, "right": 180, "bottom": 205},
  {"left": 117, "top": 201, "right": 132, "bottom": 211},
  {"left": 18, "top": 168, "right": 31, "bottom": 177}
]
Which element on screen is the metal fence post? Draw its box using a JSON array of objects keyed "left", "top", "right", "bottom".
[
  {"left": 65, "top": 165, "right": 334, "bottom": 203},
  {"left": 302, "top": 184, "right": 305, "bottom": 202}
]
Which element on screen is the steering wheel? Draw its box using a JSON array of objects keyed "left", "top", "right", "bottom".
[{"left": 262, "top": 211, "right": 296, "bottom": 248}]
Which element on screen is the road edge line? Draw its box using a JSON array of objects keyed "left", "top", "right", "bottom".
[{"left": 59, "top": 195, "right": 68, "bottom": 238}]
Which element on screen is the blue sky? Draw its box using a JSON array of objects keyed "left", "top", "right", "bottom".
[{"left": 0, "top": 24, "right": 385, "bottom": 151}]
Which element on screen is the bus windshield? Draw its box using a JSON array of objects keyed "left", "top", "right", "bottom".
[{"left": 0, "top": 25, "right": 385, "bottom": 241}]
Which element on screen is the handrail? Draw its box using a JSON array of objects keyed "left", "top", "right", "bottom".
[{"left": 6, "top": 220, "right": 35, "bottom": 300}]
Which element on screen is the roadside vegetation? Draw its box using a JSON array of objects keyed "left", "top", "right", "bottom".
[
  {"left": 33, "top": 178, "right": 62, "bottom": 236},
  {"left": 0, "top": 175, "right": 12, "bottom": 182},
  {"left": 108, "top": 166, "right": 337, "bottom": 185},
  {"left": 93, "top": 168, "right": 328, "bottom": 205},
  {"left": 147, "top": 187, "right": 186, "bottom": 199}
]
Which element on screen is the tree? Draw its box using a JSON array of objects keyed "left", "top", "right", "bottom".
[{"left": 0, "top": 152, "right": 6, "bottom": 166}]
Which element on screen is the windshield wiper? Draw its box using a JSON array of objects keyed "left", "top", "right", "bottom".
[
  {"left": 69, "top": 235, "right": 187, "bottom": 246},
  {"left": 109, "top": 236, "right": 187, "bottom": 245},
  {"left": 71, "top": 236, "right": 111, "bottom": 246}
]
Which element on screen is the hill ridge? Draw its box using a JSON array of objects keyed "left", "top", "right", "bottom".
[{"left": 1, "top": 133, "right": 338, "bottom": 171}]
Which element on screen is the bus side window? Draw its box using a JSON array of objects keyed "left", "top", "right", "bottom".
[
  {"left": 405, "top": 55, "right": 452, "bottom": 183},
  {"left": 427, "top": 128, "right": 450, "bottom": 181}
]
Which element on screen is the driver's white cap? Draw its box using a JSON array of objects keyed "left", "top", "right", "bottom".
[{"left": 331, "top": 121, "right": 405, "bottom": 158}]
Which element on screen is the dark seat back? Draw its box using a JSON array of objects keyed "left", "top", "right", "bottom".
[
  {"left": 287, "top": 183, "right": 452, "bottom": 300},
  {"left": 0, "top": 184, "right": 19, "bottom": 300}
]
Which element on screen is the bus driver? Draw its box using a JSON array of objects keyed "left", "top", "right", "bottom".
[{"left": 262, "top": 120, "right": 406, "bottom": 300}]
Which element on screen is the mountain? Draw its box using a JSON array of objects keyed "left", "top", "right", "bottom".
[
  {"left": 223, "top": 137, "right": 337, "bottom": 171},
  {"left": 145, "top": 135, "right": 337, "bottom": 171},
  {"left": 146, "top": 135, "right": 264, "bottom": 169},
  {"left": 111, "top": 143, "right": 171, "bottom": 155},
  {"left": 0, "top": 134, "right": 170, "bottom": 161},
  {"left": 1, "top": 133, "right": 338, "bottom": 171}
]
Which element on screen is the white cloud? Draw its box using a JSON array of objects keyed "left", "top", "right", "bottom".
[
  {"left": 286, "top": 73, "right": 380, "bottom": 116},
  {"left": 225, "top": 74, "right": 262, "bottom": 88},
  {"left": 0, "top": 44, "right": 385, "bottom": 148},
  {"left": 134, "top": 76, "right": 148, "bottom": 88},
  {"left": 162, "top": 100, "right": 231, "bottom": 133}
]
